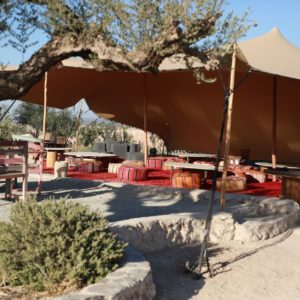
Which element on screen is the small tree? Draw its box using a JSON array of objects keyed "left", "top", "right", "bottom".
[
  {"left": 15, "top": 102, "right": 77, "bottom": 140},
  {"left": 0, "top": 103, "right": 26, "bottom": 140},
  {"left": 79, "top": 120, "right": 99, "bottom": 147}
]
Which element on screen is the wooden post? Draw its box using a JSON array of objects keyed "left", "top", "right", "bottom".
[
  {"left": 144, "top": 73, "right": 148, "bottom": 165},
  {"left": 272, "top": 76, "right": 277, "bottom": 181},
  {"left": 74, "top": 100, "right": 83, "bottom": 151},
  {"left": 22, "top": 142, "right": 28, "bottom": 201},
  {"left": 220, "top": 43, "right": 237, "bottom": 211},
  {"left": 38, "top": 72, "right": 48, "bottom": 194}
]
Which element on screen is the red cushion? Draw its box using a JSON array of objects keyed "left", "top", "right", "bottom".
[
  {"left": 117, "top": 166, "right": 148, "bottom": 181},
  {"left": 77, "top": 161, "right": 102, "bottom": 173},
  {"left": 146, "top": 158, "right": 165, "bottom": 169}
]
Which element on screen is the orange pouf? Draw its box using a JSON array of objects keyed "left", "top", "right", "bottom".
[
  {"left": 146, "top": 158, "right": 165, "bottom": 170},
  {"left": 171, "top": 172, "right": 201, "bottom": 189},
  {"left": 216, "top": 176, "right": 246, "bottom": 192},
  {"left": 117, "top": 166, "right": 148, "bottom": 181}
]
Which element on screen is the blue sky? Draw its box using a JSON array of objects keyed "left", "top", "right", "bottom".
[{"left": 1, "top": 0, "right": 300, "bottom": 64}]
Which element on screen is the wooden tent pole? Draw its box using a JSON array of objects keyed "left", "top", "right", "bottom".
[
  {"left": 74, "top": 100, "right": 83, "bottom": 151},
  {"left": 272, "top": 76, "right": 277, "bottom": 180},
  {"left": 38, "top": 71, "right": 48, "bottom": 194},
  {"left": 220, "top": 43, "right": 237, "bottom": 211},
  {"left": 144, "top": 73, "right": 148, "bottom": 165}
]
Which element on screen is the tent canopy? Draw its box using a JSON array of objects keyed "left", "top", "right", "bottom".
[{"left": 20, "top": 28, "right": 300, "bottom": 164}]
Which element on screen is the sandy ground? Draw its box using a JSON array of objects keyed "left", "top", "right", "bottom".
[
  {"left": 146, "top": 226, "right": 300, "bottom": 300},
  {"left": 0, "top": 175, "right": 300, "bottom": 299}
]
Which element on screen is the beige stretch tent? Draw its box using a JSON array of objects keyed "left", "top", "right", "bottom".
[{"left": 20, "top": 28, "right": 300, "bottom": 164}]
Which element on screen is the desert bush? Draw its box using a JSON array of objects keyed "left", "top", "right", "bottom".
[{"left": 0, "top": 198, "right": 125, "bottom": 293}]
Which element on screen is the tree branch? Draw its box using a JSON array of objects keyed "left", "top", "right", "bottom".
[{"left": 0, "top": 33, "right": 136, "bottom": 100}]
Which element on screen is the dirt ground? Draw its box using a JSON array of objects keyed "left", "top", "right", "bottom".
[{"left": 146, "top": 226, "right": 300, "bottom": 300}]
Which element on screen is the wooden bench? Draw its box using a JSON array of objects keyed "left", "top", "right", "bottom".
[{"left": 0, "top": 141, "right": 28, "bottom": 200}]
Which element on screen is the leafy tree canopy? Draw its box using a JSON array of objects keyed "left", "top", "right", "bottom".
[
  {"left": 0, "top": 0, "right": 253, "bottom": 100},
  {"left": 15, "top": 102, "right": 77, "bottom": 140}
]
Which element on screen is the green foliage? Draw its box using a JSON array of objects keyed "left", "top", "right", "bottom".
[
  {"left": 2, "top": 1, "right": 252, "bottom": 62},
  {"left": 14, "top": 102, "right": 43, "bottom": 136},
  {"left": 0, "top": 103, "right": 26, "bottom": 140},
  {"left": 15, "top": 102, "right": 77, "bottom": 140},
  {"left": 0, "top": 198, "right": 125, "bottom": 293},
  {"left": 7, "top": 3, "right": 38, "bottom": 62},
  {"left": 79, "top": 120, "right": 99, "bottom": 147},
  {"left": 79, "top": 120, "right": 135, "bottom": 147}
]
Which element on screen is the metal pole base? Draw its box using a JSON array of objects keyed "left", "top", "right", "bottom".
[{"left": 184, "top": 255, "right": 213, "bottom": 279}]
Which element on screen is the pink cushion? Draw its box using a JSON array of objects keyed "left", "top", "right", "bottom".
[
  {"left": 146, "top": 158, "right": 165, "bottom": 169},
  {"left": 117, "top": 166, "right": 147, "bottom": 181}
]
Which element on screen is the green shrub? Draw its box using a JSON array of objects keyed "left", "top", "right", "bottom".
[{"left": 0, "top": 199, "right": 125, "bottom": 293}]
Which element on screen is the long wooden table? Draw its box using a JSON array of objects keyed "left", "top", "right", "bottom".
[
  {"left": 64, "top": 152, "right": 117, "bottom": 159},
  {"left": 175, "top": 153, "right": 217, "bottom": 163},
  {"left": 164, "top": 161, "right": 223, "bottom": 183}
]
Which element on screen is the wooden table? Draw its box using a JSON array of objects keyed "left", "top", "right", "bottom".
[
  {"left": 64, "top": 152, "right": 117, "bottom": 159},
  {"left": 265, "top": 169, "right": 300, "bottom": 204},
  {"left": 164, "top": 161, "right": 222, "bottom": 183},
  {"left": 176, "top": 153, "right": 217, "bottom": 163},
  {"left": 255, "top": 162, "right": 300, "bottom": 171}
]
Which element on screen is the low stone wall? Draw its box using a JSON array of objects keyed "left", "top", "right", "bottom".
[
  {"left": 52, "top": 197, "right": 299, "bottom": 299},
  {"left": 51, "top": 246, "right": 155, "bottom": 300},
  {"left": 110, "top": 198, "right": 300, "bottom": 252}
]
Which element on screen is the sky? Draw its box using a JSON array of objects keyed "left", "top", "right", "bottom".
[
  {"left": 1, "top": 0, "right": 300, "bottom": 64},
  {"left": 1, "top": 0, "right": 300, "bottom": 121}
]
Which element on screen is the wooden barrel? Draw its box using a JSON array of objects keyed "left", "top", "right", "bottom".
[{"left": 46, "top": 151, "right": 57, "bottom": 168}]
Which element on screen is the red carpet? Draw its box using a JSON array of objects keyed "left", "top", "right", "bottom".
[{"left": 65, "top": 169, "right": 282, "bottom": 197}]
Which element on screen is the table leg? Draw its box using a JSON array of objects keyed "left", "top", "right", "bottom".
[{"left": 170, "top": 166, "right": 173, "bottom": 184}]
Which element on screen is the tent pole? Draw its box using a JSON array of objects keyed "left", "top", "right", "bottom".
[
  {"left": 272, "top": 76, "right": 277, "bottom": 180},
  {"left": 144, "top": 73, "right": 148, "bottom": 165},
  {"left": 220, "top": 43, "right": 237, "bottom": 211},
  {"left": 38, "top": 71, "right": 48, "bottom": 194},
  {"left": 74, "top": 100, "right": 83, "bottom": 151}
]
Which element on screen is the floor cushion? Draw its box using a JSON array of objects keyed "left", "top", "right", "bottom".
[
  {"left": 245, "top": 169, "right": 266, "bottom": 183},
  {"left": 77, "top": 161, "right": 102, "bottom": 173},
  {"left": 146, "top": 157, "right": 165, "bottom": 170},
  {"left": 122, "top": 160, "right": 145, "bottom": 167},
  {"left": 108, "top": 163, "right": 122, "bottom": 174},
  {"left": 117, "top": 166, "right": 148, "bottom": 181},
  {"left": 216, "top": 176, "right": 246, "bottom": 192},
  {"left": 162, "top": 157, "right": 186, "bottom": 170},
  {"left": 171, "top": 172, "right": 201, "bottom": 189}
]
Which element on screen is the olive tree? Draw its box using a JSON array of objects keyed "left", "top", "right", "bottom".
[{"left": 0, "top": 0, "right": 252, "bottom": 100}]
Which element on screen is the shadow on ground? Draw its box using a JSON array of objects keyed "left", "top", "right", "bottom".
[{"left": 145, "top": 244, "right": 224, "bottom": 300}]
